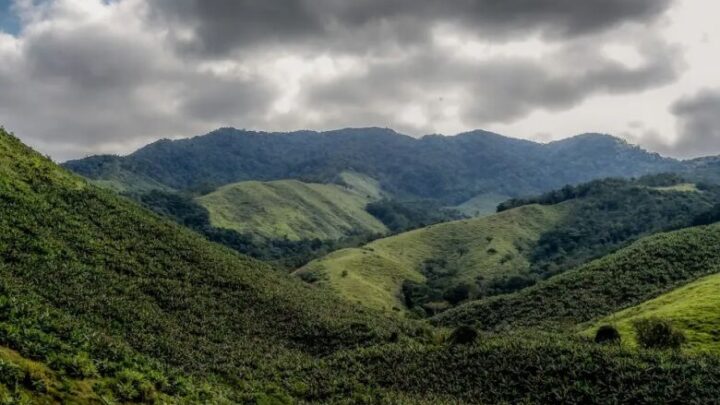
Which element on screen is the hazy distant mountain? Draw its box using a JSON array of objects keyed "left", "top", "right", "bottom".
[{"left": 63, "top": 127, "right": 681, "bottom": 204}]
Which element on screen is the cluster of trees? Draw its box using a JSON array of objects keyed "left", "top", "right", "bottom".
[{"left": 366, "top": 199, "right": 465, "bottom": 233}]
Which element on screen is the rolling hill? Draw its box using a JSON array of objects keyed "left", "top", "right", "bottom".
[
  {"left": 297, "top": 204, "right": 567, "bottom": 313},
  {"left": 434, "top": 222, "right": 720, "bottom": 332},
  {"left": 299, "top": 175, "right": 720, "bottom": 315},
  {"left": 196, "top": 173, "right": 387, "bottom": 241},
  {"left": 63, "top": 127, "right": 680, "bottom": 204}
]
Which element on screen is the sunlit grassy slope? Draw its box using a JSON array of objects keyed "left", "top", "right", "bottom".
[
  {"left": 196, "top": 173, "right": 388, "bottom": 241},
  {"left": 585, "top": 271, "right": 720, "bottom": 354},
  {"left": 296, "top": 204, "right": 566, "bottom": 312}
]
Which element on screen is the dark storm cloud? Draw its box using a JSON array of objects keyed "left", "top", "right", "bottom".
[
  {"left": 301, "top": 36, "right": 682, "bottom": 128},
  {"left": 150, "top": 0, "right": 672, "bottom": 55},
  {"left": 667, "top": 89, "right": 720, "bottom": 158}
]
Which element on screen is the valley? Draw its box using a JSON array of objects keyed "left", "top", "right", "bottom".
[{"left": 4, "top": 126, "right": 720, "bottom": 403}]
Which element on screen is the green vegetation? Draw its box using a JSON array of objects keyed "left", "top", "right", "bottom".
[
  {"left": 435, "top": 223, "right": 720, "bottom": 331},
  {"left": 500, "top": 175, "right": 720, "bottom": 277},
  {"left": 133, "top": 189, "right": 380, "bottom": 269},
  {"left": 8, "top": 127, "right": 720, "bottom": 402},
  {"left": 197, "top": 176, "right": 388, "bottom": 241},
  {"left": 0, "top": 127, "right": 417, "bottom": 402},
  {"left": 63, "top": 128, "right": 682, "bottom": 204},
  {"left": 454, "top": 192, "right": 510, "bottom": 217},
  {"left": 302, "top": 174, "right": 719, "bottom": 317},
  {"left": 297, "top": 204, "right": 565, "bottom": 313},
  {"left": 586, "top": 272, "right": 720, "bottom": 354},
  {"left": 365, "top": 199, "right": 466, "bottom": 233}
]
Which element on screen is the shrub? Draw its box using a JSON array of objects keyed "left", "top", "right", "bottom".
[
  {"left": 448, "top": 326, "right": 478, "bottom": 346},
  {"left": 594, "top": 325, "right": 621, "bottom": 344},
  {"left": 633, "top": 318, "right": 685, "bottom": 350}
]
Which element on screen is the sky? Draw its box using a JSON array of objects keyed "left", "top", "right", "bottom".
[{"left": 0, "top": 0, "right": 719, "bottom": 161}]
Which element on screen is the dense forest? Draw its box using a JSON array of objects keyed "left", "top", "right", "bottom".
[{"left": 63, "top": 128, "right": 680, "bottom": 204}]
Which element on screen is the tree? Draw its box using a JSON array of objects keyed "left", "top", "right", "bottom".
[{"left": 633, "top": 318, "right": 685, "bottom": 350}]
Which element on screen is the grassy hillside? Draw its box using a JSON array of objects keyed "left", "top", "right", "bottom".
[
  {"left": 0, "top": 127, "right": 413, "bottom": 402},
  {"left": 296, "top": 204, "right": 565, "bottom": 313},
  {"left": 196, "top": 175, "right": 387, "bottom": 241},
  {"left": 585, "top": 272, "right": 720, "bottom": 354},
  {"left": 299, "top": 175, "right": 719, "bottom": 317},
  {"left": 434, "top": 223, "right": 720, "bottom": 331}
]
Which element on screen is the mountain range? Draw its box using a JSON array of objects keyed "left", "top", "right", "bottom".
[{"left": 64, "top": 127, "right": 684, "bottom": 204}]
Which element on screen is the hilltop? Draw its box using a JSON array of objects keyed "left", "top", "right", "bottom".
[{"left": 196, "top": 173, "right": 387, "bottom": 241}]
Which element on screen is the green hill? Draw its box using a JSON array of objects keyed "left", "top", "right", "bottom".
[
  {"left": 196, "top": 174, "right": 387, "bottom": 241},
  {"left": 299, "top": 175, "right": 720, "bottom": 316},
  {"left": 0, "top": 127, "right": 410, "bottom": 403},
  {"left": 585, "top": 271, "right": 720, "bottom": 354},
  {"left": 434, "top": 223, "right": 720, "bottom": 332},
  {"left": 296, "top": 204, "right": 566, "bottom": 313}
]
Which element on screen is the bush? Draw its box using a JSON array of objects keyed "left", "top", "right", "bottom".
[
  {"left": 633, "top": 318, "right": 685, "bottom": 350},
  {"left": 594, "top": 325, "right": 621, "bottom": 344},
  {"left": 448, "top": 326, "right": 478, "bottom": 346}
]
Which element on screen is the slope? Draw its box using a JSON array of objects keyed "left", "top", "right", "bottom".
[
  {"left": 296, "top": 204, "right": 566, "bottom": 313},
  {"left": 196, "top": 174, "right": 387, "bottom": 241},
  {"left": 585, "top": 271, "right": 720, "bottom": 354},
  {"left": 63, "top": 127, "right": 680, "bottom": 203},
  {"left": 434, "top": 223, "right": 720, "bottom": 332},
  {"left": 299, "top": 175, "right": 719, "bottom": 316},
  {"left": 0, "top": 127, "right": 412, "bottom": 402}
]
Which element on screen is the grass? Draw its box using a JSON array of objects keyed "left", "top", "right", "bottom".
[
  {"left": 453, "top": 192, "right": 510, "bottom": 217},
  {"left": 297, "top": 204, "right": 565, "bottom": 312},
  {"left": 196, "top": 175, "right": 388, "bottom": 241},
  {"left": 435, "top": 223, "right": 720, "bottom": 331},
  {"left": 651, "top": 183, "right": 699, "bottom": 192},
  {"left": 585, "top": 271, "right": 720, "bottom": 354}
]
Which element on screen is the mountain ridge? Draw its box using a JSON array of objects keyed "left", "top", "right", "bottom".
[{"left": 63, "top": 127, "right": 682, "bottom": 203}]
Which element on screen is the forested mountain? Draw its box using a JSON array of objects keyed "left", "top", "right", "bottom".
[{"left": 63, "top": 127, "right": 680, "bottom": 204}]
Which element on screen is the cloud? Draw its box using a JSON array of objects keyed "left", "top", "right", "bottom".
[
  {"left": 0, "top": 0, "right": 688, "bottom": 160},
  {"left": 150, "top": 0, "right": 672, "bottom": 56},
  {"left": 297, "top": 32, "right": 682, "bottom": 133},
  {"left": 667, "top": 89, "right": 720, "bottom": 158}
]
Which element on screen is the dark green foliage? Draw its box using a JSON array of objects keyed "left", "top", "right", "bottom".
[
  {"left": 366, "top": 199, "right": 465, "bottom": 233},
  {"left": 692, "top": 202, "right": 720, "bottom": 226},
  {"left": 595, "top": 325, "right": 621, "bottom": 344},
  {"left": 0, "top": 128, "right": 415, "bottom": 401},
  {"left": 448, "top": 326, "right": 478, "bottom": 345},
  {"left": 63, "top": 128, "right": 680, "bottom": 204},
  {"left": 435, "top": 223, "right": 720, "bottom": 330},
  {"left": 633, "top": 318, "right": 686, "bottom": 350},
  {"left": 309, "top": 336, "right": 720, "bottom": 404},
  {"left": 501, "top": 176, "right": 720, "bottom": 279}
]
